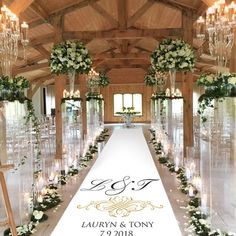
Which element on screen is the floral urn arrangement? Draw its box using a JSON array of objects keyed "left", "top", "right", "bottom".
[
  {"left": 50, "top": 40, "right": 92, "bottom": 94},
  {"left": 197, "top": 72, "right": 236, "bottom": 122},
  {"left": 151, "top": 38, "right": 195, "bottom": 96}
]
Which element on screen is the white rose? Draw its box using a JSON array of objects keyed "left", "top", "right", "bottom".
[
  {"left": 206, "top": 75, "right": 214, "bottom": 83},
  {"left": 181, "top": 62, "right": 188, "bottom": 68},
  {"left": 178, "top": 50, "right": 185, "bottom": 56},
  {"left": 33, "top": 210, "right": 44, "bottom": 220},
  {"left": 228, "top": 77, "right": 236, "bottom": 84}
]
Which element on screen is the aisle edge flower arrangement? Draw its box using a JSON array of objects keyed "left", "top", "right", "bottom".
[
  {"left": 197, "top": 73, "right": 236, "bottom": 123},
  {"left": 149, "top": 129, "right": 236, "bottom": 236},
  {"left": 4, "top": 128, "right": 110, "bottom": 236}
]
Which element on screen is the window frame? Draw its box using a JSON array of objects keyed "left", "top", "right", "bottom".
[{"left": 113, "top": 93, "right": 143, "bottom": 116}]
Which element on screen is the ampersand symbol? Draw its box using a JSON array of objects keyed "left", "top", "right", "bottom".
[{"left": 120, "top": 222, "right": 126, "bottom": 228}]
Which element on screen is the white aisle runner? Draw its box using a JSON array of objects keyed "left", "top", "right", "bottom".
[{"left": 52, "top": 128, "right": 182, "bottom": 236}]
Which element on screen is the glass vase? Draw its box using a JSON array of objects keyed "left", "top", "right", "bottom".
[
  {"left": 169, "top": 69, "right": 176, "bottom": 96},
  {"left": 68, "top": 70, "right": 76, "bottom": 94}
]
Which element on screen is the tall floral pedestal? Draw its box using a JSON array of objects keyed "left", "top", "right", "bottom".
[
  {"left": 151, "top": 95, "right": 184, "bottom": 163},
  {"left": 86, "top": 95, "right": 103, "bottom": 140},
  {"left": 199, "top": 97, "right": 236, "bottom": 232},
  {"left": 61, "top": 98, "right": 82, "bottom": 168},
  {"left": 0, "top": 101, "right": 33, "bottom": 227}
]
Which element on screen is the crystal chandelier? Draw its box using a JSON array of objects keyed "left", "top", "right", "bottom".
[
  {"left": 197, "top": 0, "right": 236, "bottom": 70},
  {"left": 0, "top": 5, "right": 29, "bottom": 76}
]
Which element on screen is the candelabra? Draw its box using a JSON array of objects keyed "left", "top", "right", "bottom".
[
  {"left": 197, "top": 0, "right": 236, "bottom": 70},
  {"left": 0, "top": 5, "right": 29, "bottom": 76}
]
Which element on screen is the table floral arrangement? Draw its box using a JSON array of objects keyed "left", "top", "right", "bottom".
[
  {"left": 50, "top": 40, "right": 92, "bottom": 75},
  {"left": 197, "top": 73, "right": 236, "bottom": 122},
  {"left": 116, "top": 107, "right": 140, "bottom": 116}
]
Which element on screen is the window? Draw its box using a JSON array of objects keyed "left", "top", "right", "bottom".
[{"left": 114, "top": 93, "right": 142, "bottom": 116}]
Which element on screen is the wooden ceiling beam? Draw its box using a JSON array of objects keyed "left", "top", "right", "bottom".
[
  {"left": 107, "top": 40, "right": 121, "bottom": 51},
  {"left": 29, "top": 1, "right": 48, "bottom": 20},
  {"left": 63, "top": 28, "right": 183, "bottom": 40},
  {"left": 29, "top": 0, "right": 101, "bottom": 29},
  {"left": 29, "top": 33, "right": 55, "bottom": 47},
  {"left": 104, "top": 64, "right": 149, "bottom": 72},
  {"left": 200, "top": 0, "right": 214, "bottom": 7},
  {"left": 127, "top": 0, "right": 155, "bottom": 28},
  {"left": 94, "top": 52, "right": 150, "bottom": 60},
  {"left": 155, "top": 0, "right": 196, "bottom": 11},
  {"left": 121, "top": 39, "right": 129, "bottom": 54},
  {"left": 195, "top": 2, "right": 209, "bottom": 20},
  {"left": 127, "top": 39, "right": 142, "bottom": 51},
  {"left": 43, "top": 78, "right": 55, "bottom": 86},
  {"left": 33, "top": 45, "right": 51, "bottom": 58},
  {"left": 118, "top": 0, "right": 127, "bottom": 29},
  {"left": 8, "top": 0, "right": 34, "bottom": 15},
  {"left": 89, "top": 2, "right": 118, "bottom": 27},
  {"left": 30, "top": 74, "right": 54, "bottom": 83},
  {"left": 13, "top": 62, "right": 49, "bottom": 75},
  {"left": 134, "top": 46, "right": 152, "bottom": 53}
]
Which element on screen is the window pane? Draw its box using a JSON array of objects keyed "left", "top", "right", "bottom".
[
  {"left": 133, "top": 93, "right": 142, "bottom": 115},
  {"left": 114, "top": 94, "right": 123, "bottom": 115},
  {"left": 123, "top": 93, "right": 132, "bottom": 108}
]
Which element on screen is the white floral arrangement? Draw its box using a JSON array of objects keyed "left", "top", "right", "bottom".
[
  {"left": 197, "top": 73, "right": 236, "bottom": 87},
  {"left": 151, "top": 38, "right": 195, "bottom": 72},
  {"left": 50, "top": 40, "right": 92, "bottom": 75}
]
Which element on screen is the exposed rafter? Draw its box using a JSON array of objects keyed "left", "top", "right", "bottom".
[
  {"left": 63, "top": 28, "right": 183, "bottom": 40},
  {"left": 117, "top": 0, "right": 127, "bottom": 29},
  {"left": 8, "top": 0, "right": 34, "bottom": 15},
  {"left": 94, "top": 52, "right": 150, "bottom": 60},
  {"left": 104, "top": 64, "right": 149, "bottom": 73},
  {"left": 155, "top": 0, "right": 197, "bottom": 11},
  {"left": 30, "top": 1, "right": 49, "bottom": 20},
  {"left": 33, "top": 45, "right": 51, "bottom": 58},
  {"left": 29, "top": 0, "right": 101, "bottom": 29},
  {"left": 13, "top": 62, "right": 49, "bottom": 75}
]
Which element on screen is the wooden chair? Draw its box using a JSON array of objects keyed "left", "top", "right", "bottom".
[{"left": 0, "top": 163, "right": 17, "bottom": 236}]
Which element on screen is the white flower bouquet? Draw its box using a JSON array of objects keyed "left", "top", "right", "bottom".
[
  {"left": 50, "top": 40, "right": 92, "bottom": 75},
  {"left": 151, "top": 38, "right": 195, "bottom": 72}
]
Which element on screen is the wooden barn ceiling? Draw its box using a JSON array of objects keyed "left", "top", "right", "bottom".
[{"left": 3, "top": 0, "right": 217, "bottom": 86}]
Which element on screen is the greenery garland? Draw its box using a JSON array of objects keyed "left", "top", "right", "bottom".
[
  {"left": 151, "top": 38, "right": 195, "bottom": 72},
  {"left": 50, "top": 40, "right": 92, "bottom": 75},
  {"left": 149, "top": 129, "right": 235, "bottom": 236},
  {"left": 197, "top": 73, "right": 236, "bottom": 123}
]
